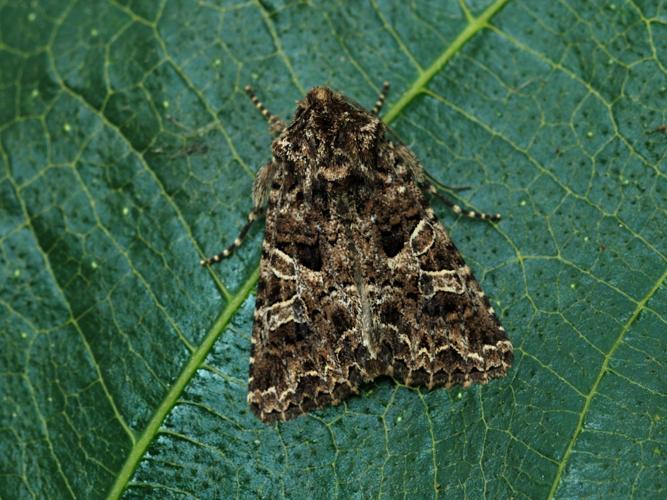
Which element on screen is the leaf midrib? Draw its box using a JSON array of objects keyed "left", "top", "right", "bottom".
[{"left": 106, "top": 1, "right": 511, "bottom": 497}]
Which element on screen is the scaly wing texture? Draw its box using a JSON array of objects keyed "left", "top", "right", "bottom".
[
  {"left": 249, "top": 142, "right": 511, "bottom": 422},
  {"left": 248, "top": 163, "right": 367, "bottom": 422},
  {"left": 355, "top": 145, "right": 512, "bottom": 388}
]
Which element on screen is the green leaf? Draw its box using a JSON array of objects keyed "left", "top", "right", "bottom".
[{"left": 1, "top": 0, "right": 665, "bottom": 498}]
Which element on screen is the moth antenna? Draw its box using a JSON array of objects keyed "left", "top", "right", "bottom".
[
  {"left": 200, "top": 208, "right": 264, "bottom": 266},
  {"left": 371, "top": 81, "right": 390, "bottom": 115},
  {"left": 425, "top": 184, "right": 501, "bottom": 222},
  {"left": 244, "top": 85, "right": 286, "bottom": 134}
]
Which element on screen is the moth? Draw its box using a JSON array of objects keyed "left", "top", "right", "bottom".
[{"left": 202, "top": 83, "right": 512, "bottom": 422}]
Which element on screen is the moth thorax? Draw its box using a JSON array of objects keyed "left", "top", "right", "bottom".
[{"left": 317, "top": 160, "right": 368, "bottom": 182}]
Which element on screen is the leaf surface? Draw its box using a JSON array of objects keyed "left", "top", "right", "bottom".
[{"left": 1, "top": 1, "right": 665, "bottom": 498}]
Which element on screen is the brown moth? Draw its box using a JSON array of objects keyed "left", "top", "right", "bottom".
[{"left": 202, "top": 84, "right": 512, "bottom": 422}]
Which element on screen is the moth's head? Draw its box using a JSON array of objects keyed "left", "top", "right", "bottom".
[{"left": 273, "top": 86, "right": 384, "bottom": 181}]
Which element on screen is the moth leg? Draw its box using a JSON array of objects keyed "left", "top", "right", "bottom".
[
  {"left": 252, "top": 161, "right": 276, "bottom": 209},
  {"left": 436, "top": 183, "right": 471, "bottom": 192},
  {"left": 244, "top": 85, "right": 286, "bottom": 134},
  {"left": 421, "top": 168, "right": 474, "bottom": 193},
  {"left": 371, "top": 81, "right": 390, "bottom": 115},
  {"left": 425, "top": 183, "right": 501, "bottom": 222},
  {"left": 201, "top": 162, "right": 275, "bottom": 266},
  {"left": 200, "top": 208, "right": 265, "bottom": 266}
]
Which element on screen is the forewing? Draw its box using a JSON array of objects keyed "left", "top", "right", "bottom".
[
  {"left": 248, "top": 151, "right": 512, "bottom": 422},
  {"left": 358, "top": 159, "right": 513, "bottom": 389},
  {"left": 247, "top": 166, "right": 366, "bottom": 422}
]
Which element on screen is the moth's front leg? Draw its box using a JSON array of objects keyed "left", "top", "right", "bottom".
[{"left": 200, "top": 162, "right": 275, "bottom": 266}]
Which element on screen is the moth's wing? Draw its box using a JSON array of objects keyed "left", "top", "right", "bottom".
[
  {"left": 363, "top": 166, "right": 513, "bottom": 389},
  {"left": 247, "top": 169, "right": 366, "bottom": 422},
  {"left": 248, "top": 156, "right": 512, "bottom": 422}
]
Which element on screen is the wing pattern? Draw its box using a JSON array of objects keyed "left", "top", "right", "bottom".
[{"left": 248, "top": 142, "right": 512, "bottom": 422}]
